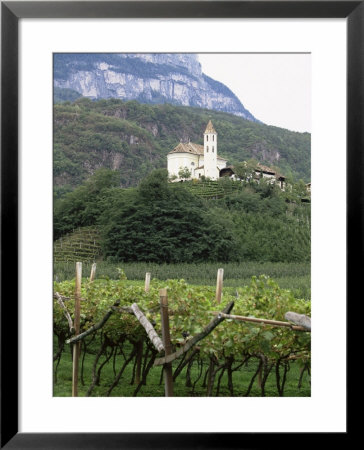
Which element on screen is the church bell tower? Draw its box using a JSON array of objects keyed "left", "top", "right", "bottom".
[{"left": 203, "top": 120, "right": 218, "bottom": 180}]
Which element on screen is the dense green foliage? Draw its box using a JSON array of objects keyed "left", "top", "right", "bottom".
[
  {"left": 53, "top": 276, "right": 310, "bottom": 396},
  {"left": 54, "top": 168, "right": 120, "bottom": 239},
  {"left": 99, "top": 169, "right": 237, "bottom": 263},
  {"left": 53, "top": 97, "right": 310, "bottom": 194},
  {"left": 54, "top": 168, "right": 310, "bottom": 264}
]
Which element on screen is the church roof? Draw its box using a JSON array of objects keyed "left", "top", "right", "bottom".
[
  {"left": 204, "top": 120, "right": 217, "bottom": 134},
  {"left": 168, "top": 141, "right": 228, "bottom": 161},
  {"left": 168, "top": 142, "right": 204, "bottom": 156}
]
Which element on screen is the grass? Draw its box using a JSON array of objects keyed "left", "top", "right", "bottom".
[
  {"left": 54, "top": 340, "right": 310, "bottom": 397},
  {"left": 54, "top": 260, "right": 311, "bottom": 300}
]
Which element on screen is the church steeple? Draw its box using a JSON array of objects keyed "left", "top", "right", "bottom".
[
  {"left": 204, "top": 119, "right": 217, "bottom": 134},
  {"left": 203, "top": 120, "right": 218, "bottom": 180}
]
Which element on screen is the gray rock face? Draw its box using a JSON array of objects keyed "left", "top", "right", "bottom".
[{"left": 54, "top": 53, "right": 258, "bottom": 121}]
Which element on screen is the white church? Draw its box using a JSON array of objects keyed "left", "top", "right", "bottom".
[{"left": 167, "top": 120, "right": 227, "bottom": 181}]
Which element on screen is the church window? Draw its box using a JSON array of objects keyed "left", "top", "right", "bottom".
[
  {"left": 206, "top": 146, "right": 209, "bottom": 152},
  {"left": 191, "top": 162, "right": 195, "bottom": 166},
  {"left": 213, "top": 135, "right": 215, "bottom": 141},
  {"left": 212, "top": 146, "right": 214, "bottom": 152},
  {"left": 206, "top": 135, "right": 208, "bottom": 141}
]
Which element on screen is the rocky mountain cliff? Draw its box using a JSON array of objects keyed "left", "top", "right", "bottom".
[{"left": 54, "top": 53, "right": 257, "bottom": 121}]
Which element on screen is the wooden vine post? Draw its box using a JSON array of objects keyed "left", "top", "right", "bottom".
[
  {"left": 159, "top": 288, "right": 173, "bottom": 396},
  {"left": 72, "top": 262, "right": 82, "bottom": 397},
  {"left": 208, "top": 268, "right": 224, "bottom": 395},
  {"left": 89, "top": 263, "right": 97, "bottom": 282},
  {"left": 135, "top": 272, "right": 151, "bottom": 384},
  {"left": 215, "top": 268, "right": 224, "bottom": 304},
  {"left": 144, "top": 272, "right": 151, "bottom": 292}
]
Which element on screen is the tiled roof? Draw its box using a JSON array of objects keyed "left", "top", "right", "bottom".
[
  {"left": 256, "top": 163, "right": 276, "bottom": 175},
  {"left": 256, "top": 163, "right": 286, "bottom": 179},
  {"left": 168, "top": 142, "right": 204, "bottom": 156},
  {"left": 168, "top": 141, "right": 227, "bottom": 161},
  {"left": 204, "top": 120, "right": 217, "bottom": 134}
]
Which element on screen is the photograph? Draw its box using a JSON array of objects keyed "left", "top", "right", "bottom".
[
  {"left": 1, "top": 0, "right": 355, "bottom": 445},
  {"left": 53, "top": 52, "right": 312, "bottom": 398}
]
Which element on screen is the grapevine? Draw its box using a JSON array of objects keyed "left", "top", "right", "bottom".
[{"left": 53, "top": 275, "right": 310, "bottom": 396}]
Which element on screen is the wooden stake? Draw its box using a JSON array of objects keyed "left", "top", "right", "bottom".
[
  {"left": 215, "top": 268, "right": 224, "bottom": 304},
  {"left": 89, "top": 263, "right": 97, "bottom": 282},
  {"left": 210, "top": 311, "right": 310, "bottom": 332},
  {"left": 284, "top": 312, "right": 311, "bottom": 330},
  {"left": 144, "top": 272, "right": 151, "bottom": 292},
  {"left": 130, "top": 303, "right": 164, "bottom": 352},
  {"left": 72, "top": 262, "right": 82, "bottom": 397},
  {"left": 159, "top": 288, "right": 173, "bottom": 396}
]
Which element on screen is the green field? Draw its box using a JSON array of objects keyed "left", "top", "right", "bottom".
[{"left": 54, "top": 260, "right": 311, "bottom": 300}]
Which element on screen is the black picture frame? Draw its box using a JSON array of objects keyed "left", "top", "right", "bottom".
[{"left": 1, "top": 1, "right": 358, "bottom": 448}]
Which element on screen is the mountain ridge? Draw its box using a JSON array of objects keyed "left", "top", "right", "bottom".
[{"left": 53, "top": 53, "right": 258, "bottom": 121}]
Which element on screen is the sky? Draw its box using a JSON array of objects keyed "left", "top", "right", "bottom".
[{"left": 198, "top": 53, "right": 311, "bottom": 133}]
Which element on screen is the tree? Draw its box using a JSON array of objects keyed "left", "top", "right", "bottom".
[
  {"left": 233, "top": 159, "right": 258, "bottom": 182},
  {"left": 178, "top": 166, "right": 192, "bottom": 180},
  {"left": 54, "top": 169, "right": 120, "bottom": 239},
  {"left": 138, "top": 168, "right": 170, "bottom": 201},
  {"left": 99, "top": 172, "right": 236, "bottom": 263}
]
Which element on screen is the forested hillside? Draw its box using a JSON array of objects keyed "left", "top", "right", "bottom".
[
  {"left": 54, "top": 169, "right": 310, "bottom": 264},
  {"left": 54, "top": 98, "right": 310, "bottom": 197}
]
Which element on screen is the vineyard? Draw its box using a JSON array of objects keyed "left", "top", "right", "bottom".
[
  {"left": 53, "top": 227, "right": 102, "bottom": 263},
  {"left": 182, "top": 179, "right": 243, "bottom": 199},
  {"left": 54, "top": 260, "right": 311, "bottom": 300},
  {"left": 54, "top": 265, "right": 311, "bottom": 397}
]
